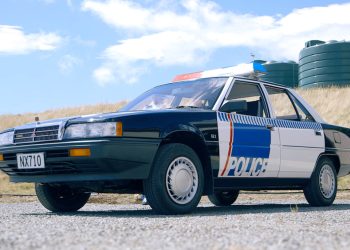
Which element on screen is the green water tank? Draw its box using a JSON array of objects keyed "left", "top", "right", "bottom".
[
  {"left": 299, "top": 40, "right": 350, "bottom": 88},
  {"left": 259, "top": 61, "right": 299, "bottom": 88}
]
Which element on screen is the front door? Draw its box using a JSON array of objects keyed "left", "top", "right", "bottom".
[{"left": 217, "top": 81, "right": 281, "bottom": 178}]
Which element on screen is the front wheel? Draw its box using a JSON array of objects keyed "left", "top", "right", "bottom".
[
  {"left": 35, "top": 183, "right": 91, "bottom": 212},
  {"left": 303, "top": 157, "right": 337, "bottom": 206},
  {"left": 143, "top": 143, "right": 204, "bottom": 215},
  {"left": 208, "top": 190, "right": 239, "bottom": 206}
]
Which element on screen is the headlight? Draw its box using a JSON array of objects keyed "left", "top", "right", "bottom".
[
  {"left": 0, "top": 131, "right": 14, "bottom": 146},
  {"left": 63, "top": 122, "right": 122, "bottom": 139}
]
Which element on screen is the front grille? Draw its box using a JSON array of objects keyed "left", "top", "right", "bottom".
[
  {"left": 0, "top": 150, "right": 99, "bottom": 176},
  {"left": 14, "top": 125, "right": 60, "bottom": 144}
]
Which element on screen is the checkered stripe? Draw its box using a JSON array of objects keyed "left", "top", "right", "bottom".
[{"left": 217, "top": 112, "right": 322, "bottom": 130}]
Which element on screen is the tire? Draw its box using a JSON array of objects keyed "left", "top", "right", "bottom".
[
  {"left": 303, "top": 157, "right": 337, "bottom": 206},
  {"left": 208, "top": 190, "right": 239, "bottom": 207},
  {"left": 143, "top": 143, "right": 204, "bottom": 215},
  {"left": 35, "top": 183, "right": 91, "bottom": 212}
]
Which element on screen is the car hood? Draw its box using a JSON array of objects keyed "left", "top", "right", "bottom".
[
  {"left": 10, "top": 109, "right": 211, "bottom": 130},
  {"left": 11, "top": 116, "right": 79, "bottom": 131},
  {"left": 68, "top": 109, "right": 211, "bottom": 124}
]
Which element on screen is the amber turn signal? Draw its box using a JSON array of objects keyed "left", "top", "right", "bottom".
[
  {"left": 69, "top": 148, "right": 91, "bottom": 157},
  {"left": 0, "top": 154, "right": 4, "bottom": 161},
  {"left": 116, "top": 122, "right": 123, "bottom": 137}
]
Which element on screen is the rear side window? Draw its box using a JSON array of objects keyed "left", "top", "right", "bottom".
[
  {"left": 264, "top": 86, "right": 299, "bottom": 121},
  {"left": 265, "top": 86, "right": 315, "bottom": 122}
]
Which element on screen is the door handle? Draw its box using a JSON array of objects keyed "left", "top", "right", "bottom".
[
  {"left": 266, "top": 124, "right": 275, "bottom": 131},
  {"left": 315, "top": 130, "right": 322, "bottom": 136}
]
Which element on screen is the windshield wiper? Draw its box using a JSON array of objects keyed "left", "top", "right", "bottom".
[{"left": 175, "top": 105, "right": 201, "bottom": 109}]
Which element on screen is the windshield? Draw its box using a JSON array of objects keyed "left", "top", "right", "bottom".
[{"left": 121, "top": 77, "right": 228, "bottom": 112}]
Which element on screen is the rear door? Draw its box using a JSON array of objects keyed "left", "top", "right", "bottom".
[
  {"left": 217, "top": 80, "right": 281, "bottom": 178},
  {"left": 264, "top": 85, "right": 325, "bottom": 178}
]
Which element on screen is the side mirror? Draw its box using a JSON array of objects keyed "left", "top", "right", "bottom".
[{"left": 220, "top": 100, "right": 248, "bottom": 113}]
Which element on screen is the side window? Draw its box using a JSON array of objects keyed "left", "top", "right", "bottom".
[
  {"left": 222, "top": 81, "right": 268, "bottom": 117},
  {"left": 265, "top": 86, "right": 314, "bottom": 122}
]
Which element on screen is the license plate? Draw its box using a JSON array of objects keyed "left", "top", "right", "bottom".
[{"left": 17, "top": 153, "right": 45, "bottom": 169}]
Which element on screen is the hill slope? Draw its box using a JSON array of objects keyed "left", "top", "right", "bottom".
[{"left": 298, "top": 87, "right": 350, "bottom": 128}]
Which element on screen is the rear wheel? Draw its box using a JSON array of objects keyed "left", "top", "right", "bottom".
[
  {"left": 35, "top": 183, "right": 91, "bottom": 212},
  {"left": 143, "top": 143, "right": 204, "bottom": 215},
  {"left": 208, "top": 190, "right": 239, "bottom": 206},
  {"left": 303, "top": 157, "right": 337, "bottom": 206}
]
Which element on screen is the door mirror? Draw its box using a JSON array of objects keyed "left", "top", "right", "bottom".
[{"left": 220, "top": 100, "right": 248, "bottom": 113}]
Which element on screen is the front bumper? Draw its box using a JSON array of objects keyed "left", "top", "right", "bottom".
[{"left": 0, "top": 138, "right": 161, "bottom": 183}]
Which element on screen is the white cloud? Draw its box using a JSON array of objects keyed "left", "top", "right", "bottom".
[
  {"left": 93, "top": 67, "right": 115, "bottom": 84},
  {"left": 82, "top": 0, "right": 350, "bottom": 85},
  {"left": 0, "top": 25, "right": 62, "bottom": 55},
  {"left": 58, "top": 54, "right": 82, "bottom": 74}
]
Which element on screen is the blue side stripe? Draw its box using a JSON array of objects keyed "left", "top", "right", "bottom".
[
  {"left": 232, "top": 146, "right": 270, "bottom": 158},
  {"left": 217, "top": 112, "right": 322, "bottom": 130}
]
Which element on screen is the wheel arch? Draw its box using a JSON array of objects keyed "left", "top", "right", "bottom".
[
  {"left": 160, "top": 130, "right": 213, "bottom": 195},
  {"left": 314, "top": 153, "right": 341, "bottom": 174}
]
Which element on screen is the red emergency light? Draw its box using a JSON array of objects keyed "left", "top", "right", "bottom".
[{"left": 172, "top": 72, "right": 202, "bottom": 82}]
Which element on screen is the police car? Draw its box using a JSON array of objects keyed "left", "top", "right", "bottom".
[{"left": 0, "top": 63, "right": 349, "bottom": 214}]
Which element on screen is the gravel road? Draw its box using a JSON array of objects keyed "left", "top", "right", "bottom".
[{"left": 1, "top": 199, "right": 350, "bottom": 250}]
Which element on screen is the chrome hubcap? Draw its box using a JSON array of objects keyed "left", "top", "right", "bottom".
[
  {"left": 319, "top": 164, "right": 336, "bottom": 199},
  {"left": 166, "top": 157, "right": 198, "bottom": 205}
]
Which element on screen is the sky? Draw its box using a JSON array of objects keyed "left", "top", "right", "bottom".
[{"left": 1, "top": 0, "right": 350, "bottom": 115}]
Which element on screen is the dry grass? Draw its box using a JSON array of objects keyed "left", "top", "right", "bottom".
[
  {"left": 0, "top": 173, "right": 34, "bottom": 195},
  {"left": 0, "top": 87, "right": 350, "bottom": 201},
  {"left": 339, "top": 176, "right": 350, "bottom": 189},
  {"left": 297, "top": 87, "right": 350, "bottom": 128}
]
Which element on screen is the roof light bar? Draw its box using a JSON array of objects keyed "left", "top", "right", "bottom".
[
  {"left": 172, "top": 62, "right": 267, "bottom": 82},
  {"left": 172, "top": 72, "right": 202, "bottom": 82}
]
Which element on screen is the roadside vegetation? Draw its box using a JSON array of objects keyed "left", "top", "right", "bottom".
[
  {"left": 0, "top": 88, "right": 349, "bottom": 199},
  {"left": 299, "top": 87, "right": 350, "bottom": 128}
]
